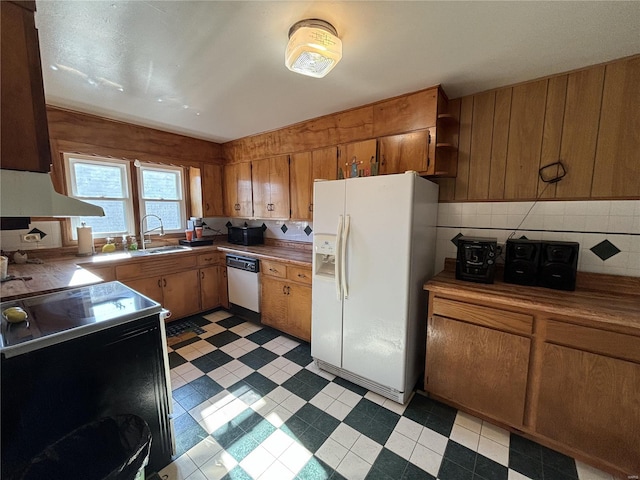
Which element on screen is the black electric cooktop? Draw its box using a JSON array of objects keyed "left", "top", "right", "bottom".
[{"left": 0, "top": 281, "right": 161, "bottom": 357}]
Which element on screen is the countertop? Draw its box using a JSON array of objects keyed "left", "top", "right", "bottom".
[
  {"left": 424, "top": 263, "right": 640, "bottom": 333},
  {"left": 0, "top": 241, "right": 312, "bottom": 301}
]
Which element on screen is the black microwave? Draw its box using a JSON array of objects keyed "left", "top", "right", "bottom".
[{"left": 227, "top": 226, "right": 264, "bottom": 246}]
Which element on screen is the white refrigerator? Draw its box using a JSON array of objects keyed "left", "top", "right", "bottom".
[{"left": 311, "top": 172, "right": 439, "bottom": 404}]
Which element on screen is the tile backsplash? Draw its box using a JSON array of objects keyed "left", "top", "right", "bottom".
[
  {"left": 435, "top": 200, "right": 640, "bottom": 277},
  {"left": 0, "top": 221, "right": 63, "bottom": 251},
  {"left": 202, "top": 218, "right": 313, "bottom": 243}
]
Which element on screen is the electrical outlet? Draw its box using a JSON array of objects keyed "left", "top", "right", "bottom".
[{"left": 22, "top": 233, "right": 40, "bottom": 243}]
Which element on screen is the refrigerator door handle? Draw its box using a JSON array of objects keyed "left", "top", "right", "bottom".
[
  {"left": 335, "top": 215, "right": 343, "bottom": 300},
  {"left": 341, "top": 214, "right": 350, "bottom": 299}
]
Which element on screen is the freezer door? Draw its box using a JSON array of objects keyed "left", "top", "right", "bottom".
[
  {"left": 311, "top": 179, "right": 346, "bottom": 367},
  {"left": 341, "top": 174, "right": 416, "bottom": 391}
]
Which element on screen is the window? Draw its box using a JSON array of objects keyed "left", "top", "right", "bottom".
[
  {"left": 65, "top": 154, "right": 135, "bottom": 239},
  {"left": 138, "top": 164, "right": 186, "bottom": 234},
  {"left": 64, "top": 155, "right": 187, "bottom": 241}
]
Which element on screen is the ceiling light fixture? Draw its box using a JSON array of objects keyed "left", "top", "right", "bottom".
[{"left": 285, "top": 19, "right": 342, "bottom": 78}]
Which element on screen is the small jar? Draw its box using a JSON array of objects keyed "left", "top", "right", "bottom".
[{"left": 128, "top": 236, "right": 138, "bottom": 251}]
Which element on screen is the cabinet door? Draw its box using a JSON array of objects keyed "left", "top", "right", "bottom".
[
  {"left": 426, "top": 315, "right": 531, "bottom": 426},
  {"left": 202, "top": 164, "right": 224, "bottom": 217},
  {"left": 163, "top": 270, "right": 200, "bottom": 319},
  {"left": 339, "top": 139, "right": 377, "bottom": 178},
  {"left": 123, "top": 276, "right": 164, "bottom": 305},
  {"left": 236, "top": 162, "right": 253, "bottom": 218},
  {"left": 536, "top": 343, "right": 640, "bottom": 474},
  {"left": 1, "top": 1, "right": 51, "bottom": 172},
  {"left": 251, "top": 158, "right": 270, "bottom": 218},
  {"left": 200, "top": 266, "right": 220, "bottom": 311},
  {"left": 288, "top": 283, "right": 312, "bottom": 342},
  {"left": 379, "top": 131, "right": 428, "bottom": 175},
  {"left": 218, "top": 266, "right": 229, "bottom": 309},
  {"left": 260, "top": 276, "right": 288, "bottom": 332},
  {"left": 290, "top": 152, "right": 312, "bottom": 221},
  {"left": 223, "top": 164, "right": 237, "bottom": 217},
  {"left": 268, "top": 155, "right": 290, "bottom": 219},
  {"left": 312, "top": 146, "right": 338, "bottom": 182}
]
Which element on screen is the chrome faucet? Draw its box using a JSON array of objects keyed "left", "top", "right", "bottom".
[{"left": 140, "top": 214, "right": 165, "bottom": 250}]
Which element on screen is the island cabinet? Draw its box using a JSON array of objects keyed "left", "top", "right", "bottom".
[
  {"left": 223, "top": 162, "right": 253, "bottom": 218},
  {"left": 290, "top": 146, "right": 338, "bottom": 221},
  {"left": 1, "top": 1, "right": 51, "bottom": 172},
  {"left": 251, "top": 155, "right": 290, "bottom": 219},
  {"left": 260, "top": 259, "right": 312, "bottom": 342},
  {"left": 424, "top": 267, "right": 640, "bottom": 478},
  {"left": 115, "top": 255, "right": 200, "bottom": 320}
]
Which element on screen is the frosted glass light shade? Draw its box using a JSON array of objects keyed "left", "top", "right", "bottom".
[{"left": 285, "top": 19, "right": 342, "bottom": 78}]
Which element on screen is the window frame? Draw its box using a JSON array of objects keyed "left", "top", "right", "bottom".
[
  {"left": 64, "top": 153, "right": 136, "bottom": 240},
  {"left": 137, "top": 162, "right": 187, "bottom": 235}
]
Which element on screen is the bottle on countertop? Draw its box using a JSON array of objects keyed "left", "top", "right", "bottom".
[{"left": 122, "top": 235, "right": 128, "bottom": 251}]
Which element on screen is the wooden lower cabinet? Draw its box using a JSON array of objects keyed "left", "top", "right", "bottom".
[
  {"left": 426, "top": 315, "right": 530, "bottom": 426},
  {"left": 219, "top": 266, "right": 229, "bottom": 309},
  {"left": 124, "top": 270, "right": 200, "bottom": 320},
  {"left": 200, "top": 266, "right": 220, "bottom": 311},
  {"left": 260, "top": 261, "right": 312, "bottom": 342},
  {"left": 536, "top": 343, "right": 640, "bottom": 474}
]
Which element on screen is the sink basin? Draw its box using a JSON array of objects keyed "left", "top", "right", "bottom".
[{"left": 131, "top": 245, "right": 192, "bottom": 256}]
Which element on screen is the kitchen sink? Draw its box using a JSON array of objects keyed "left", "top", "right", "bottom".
[{"left": 132, "top": 245, "right": 192, "bottom": 256}]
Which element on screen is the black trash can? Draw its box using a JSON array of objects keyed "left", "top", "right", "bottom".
[{"left": 17, "top": 415, "right": 152, "bottom": 480}]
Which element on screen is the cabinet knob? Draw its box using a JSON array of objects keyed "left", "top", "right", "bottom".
[
  {"left": 297, "top": 273, "right": 306, "bottom": 279},
  {"left": 206, "top": 203, "right": 210, "bottom": 211},
  {"left": 309, "top": 204, "right": 313, "bottom": 212},
  {"left": 163, "top": 278, "right": 167, "bottom": 287},
  {"left": 282, "top": 285, "right": 287, "bottom": 295},
  {"left": 157, "top": 279, "right": 162, "bottom": 288},
  {"left": 201, "top": 271, "right": 205, "bottom": 279},
  {"left": 286, "top": 286, "right": 291, "bottom": 295}
]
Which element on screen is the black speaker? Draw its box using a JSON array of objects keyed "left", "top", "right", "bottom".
[
  {"left": 456, "top": 237, "right": 497, "bottom": 284},
  {"left": 538, "top": 241, "right": 579, "bottom": 291},
  {"left": 504, "top": 239, "right": 541, "bottom": 286}
]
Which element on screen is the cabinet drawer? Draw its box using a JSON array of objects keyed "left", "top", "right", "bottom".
[
  {"left": 197, "top": 252, "right": 223, "bottom": 266},
  {"left": 287, "top": 266, "right": 312, "bottom": 285},
  {"left": 261, "top": 260, "right": 286, "bottom": 278},
  {"left": 545, "top": 320, "right": 640, "bottom": 364},
  {"left": 432, "top": 297, "right": 533, "bottom": 336},
  {"left": 116, "top": 255, "right": 197, "bottom": 280}
]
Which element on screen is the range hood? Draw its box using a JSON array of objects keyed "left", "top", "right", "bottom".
[{"left": 0, "top": 170, "right": 104, "bottom": 217}]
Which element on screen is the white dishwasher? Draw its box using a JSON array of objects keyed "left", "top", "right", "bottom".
[{"left": 226, "top": 254, "right": 261, "bottom": 313}]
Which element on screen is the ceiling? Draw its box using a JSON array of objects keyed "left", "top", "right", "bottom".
[{"left": 36, "top": 1, "right": 640, "bottom": 144}]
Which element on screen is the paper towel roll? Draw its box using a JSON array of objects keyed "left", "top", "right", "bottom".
[{"left": 77, "top": 224, "right": 94, "bottom": 256}]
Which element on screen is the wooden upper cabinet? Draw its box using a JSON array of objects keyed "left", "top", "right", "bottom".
[
  {"left": 202, "top": 164, "right": 224, "bottom": 217},
  {"left": 290, "top": 146, "right": 338, "bottom": 221},
  {"left": 338, "top": 139, "right": 377, "bottom": 179},
  {"left": 1, "top": 1, "right": 52, "bottom": 172},
  {"left": 378, "top": 131, "right": 429, "bottom": 175},
  {"left": 251, "top": 155, "right": 290, "bottom": 219},
  {"left": 223, "top": 162, "right": 253, "bottom": 217},
  {"left": 290, "top": 152, "right": 313, "bottom": 221}
]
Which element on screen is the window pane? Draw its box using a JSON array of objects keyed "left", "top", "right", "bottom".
[
  {"left": 142, "top": 170, "right": 179, "bottom": 200},
  {"left": 74, "top": 163, "right": 124, "bottom": 198},
  {"left": 78, "top": 200, "right": 127, "bottom": 234},
  {"left": 144, "top": 201, "right": 182, "bottom": 230}
]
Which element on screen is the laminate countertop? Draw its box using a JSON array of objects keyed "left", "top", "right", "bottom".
[
  {"left": 424, "top": 265, "right": 640, "bottom": 333},
  {"left": 0, "top": 241, "right": 312, "bottom": 301}
]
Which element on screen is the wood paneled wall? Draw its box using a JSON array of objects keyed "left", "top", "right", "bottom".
[{"left": 437, "top": 55, "right": 640, "bottom": 201}]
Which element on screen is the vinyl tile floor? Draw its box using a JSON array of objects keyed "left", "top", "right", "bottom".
[{"left": 158, "top": 310, "right": 619, "bottom": 480}]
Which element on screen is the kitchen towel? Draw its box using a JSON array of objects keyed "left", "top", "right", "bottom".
[{"left": 77, "top": 224, "right": 94, "bottom": 256}]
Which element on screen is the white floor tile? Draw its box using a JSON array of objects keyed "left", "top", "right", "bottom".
[
  {"left": 265, "top": 405, "right": 294, "bottom": 427},
  {"left": 232, "top": 365, "right": 254, "bottom": 379},
  {"left": 266, "top": 386, "right": 292, "bottom": 404},
  {"left": 257, "top": 459, "right": 296, "bottom": 480},
  {"left": 385, "top": 431, "right": 417, "bottom": 460},
  {"left": 394, "top": 417, "right": 423, "bottom": 441},
  {"left": 316, "top": 437, "right": 349, "bottom": 469},
  {"left": 200, "top": 450, "right": 238, "bottom": 480},
  {"left": 181, "top": 368, "right": 205, "bottom": 382},
  {"left": 239, "top": 446, "right": 276, "bottom": 479},
  {"left": 280, "top": 393, "right": 306, "bottom": 414},
  {"left": 480, "top": 421, "right": 511, "bottom": 447},
  {"left": 364, "top": 391, "right": 387, "bottom": 405},
  {"left": 174, "top": 362, "right": 198, "bottom": 376},
  {"left": 409, "top": 443, "right": 443, "bottom": 477},
  {"left": 258, "top": 363, "right": 279, "bottom": 377},
  {"left": 268, "top": 369, "right": 292, "bottom": 384},
  {"left": 250, "top": 396, "right": 278, "bottom": 417},
  {"left": 325, "top": 399, "right": 353, "bottom": 421},
  {"left": 382, "top": 398, "right": 408, "bottom": 415},
  {"left": 575, "top": 460, "right": 615, "bottom": 480},
  {"left": 508, "top": 469, "right": 534, "bottom": 480},
  {"left": 455, "top": 411, "right": 483, "bottom": 434},
  {"left": 450, "top": 423, "right": 481, "bottom": 451},
  {"left": 350, "top": 435, "right": 382, "bottom": 463},
  {"left": 278, "top": 441, "right": 312, "bottom": 475},
  {"left": 272, "top": 344, "right": 293, "bottom": 355},
  {"left": 270, "top": 357, "right": 290, "bottom": 369},
  {"left": 478, "top": 435, "right": 509, "bottom": 466},
  {"left": 207, "top": 366, "right": 231, "bottom": 382},
  {"left": 336, "top": 451, "right": 372, "bottom": 480},
  {"left": 186, "top": 437, "right": 223, "bottom": 467},
  {"left": 336, "top": 389, "right": 362, "bottom": 407},
  {"left": 172, "top": 377, "right": 187, "bottom": 390},
  {"left": 182, "top": 349, "right": 206, "bottom": 361},
  {"left": 216, "top": 372, "right": 241, "bottom": 388},
  {"left": 282, "top": 362, "right": 303, "bottom": 375},
  {"left": 417, "top": 427, "right": 448, "bottom": 455},
  {"left": 159, "top": 453, "right": 198, "bottom": 480},
  {"left": 188, "top": 400, "right": 214, "bottom": 422},
  {"left": 330, "top": 423, "right": 361, "bottom": 450},
  {"left": 260, "top": 429, "right": 295, "bottom": 458},
  {"left": 309, "top": 392, "right": 334, "bottom": 411},
  {"left": 321, "top": 382, "right": 347, "bottom": 399}
]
